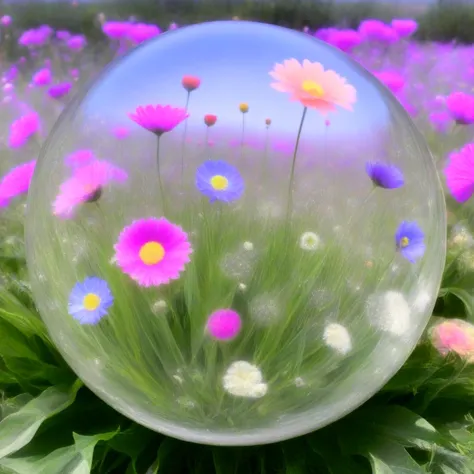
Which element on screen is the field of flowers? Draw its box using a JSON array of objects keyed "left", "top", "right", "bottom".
[{"left": 0, "top": 14, "right": 473, "bottom": 474}]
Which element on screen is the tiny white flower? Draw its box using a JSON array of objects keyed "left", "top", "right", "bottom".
[
  {"left": 294, "top": 377, "right": 306, "bottom": 387},
  {"left": 249, "top": 293, "right": 280, "bottom": 326},
  {"left": 243, "top": 241, "right": 254, "bottom": 251},
  {"left": 323, "top": 323, "right": 352, "bottom": 355},
  {"left": 173, "top": 374, "right": 184, "bottom": 384},
  {"left": 109, "top": 255, "right": 117, "bottom": 265},
  {"left": 299, "top": 232, "right": 321, "bottom": 251},
  {"left": 238, "top": 283, "right": 247, "bottom": 292},
  {"left": 223, "top": 361, "right": 268, "bottom": 399},
  {"left": 151, "top": 299, "right": 167, "bottom": 315},
  {"left": 366, "top": 291, "right": 411, "bottom": 336}
]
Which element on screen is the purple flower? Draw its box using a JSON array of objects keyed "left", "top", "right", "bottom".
[
  {"left": 32, "top": 67, "right": 52, "bottom": 86},
  {"left": 126, "top": 23, "right": 160, "bottom": 44},
  {"left": 196, "top": 160, "right": 244, "bottom": 203},
  {"left": 67, "top": 35, "right": 87, "bottom": 51},
  {"left": 102, "top": 21, "right": 132, "bottom": 40},
  {"left": 365, "top": 162, "right": 404, "bottom": 189},
  {"left": 1, "top": 15, "right": 12, "bottom": 27},
  {"left": 395, "top": 221, "right": 425, "bottom": 263},
  {"left": 391, "top": 19, "right": 418, "bottom": 38},
  {"left": 56, "top": 30, "right": 71, "bottom": 41},
  {"left": 327, "top": 29, "right": 362, "bottom": 52},
  {"left": 48, "top": 82, "right": 72, "bottom": 99}
]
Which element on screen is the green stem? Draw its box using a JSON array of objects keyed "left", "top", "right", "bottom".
[
  {"left": 180, "top": 91, "right": 191, "bottom": 182},
  {"left": 156, "top": 135, "right": 167, "bottom": 215},
  {"left": 286, "top": 106, "right": 307, "bottom": 221}
]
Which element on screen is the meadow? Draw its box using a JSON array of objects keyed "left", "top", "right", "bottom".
[{"left": 0, "top": 13, "right": 473, "bottom": 474}]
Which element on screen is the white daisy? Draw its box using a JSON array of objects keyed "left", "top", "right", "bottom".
[
  {"left": 299, "top": 232, "right": 321, "bottom": 251},
  {"left": 223, "top": 361, "right": 268, "bottom": 398},
  {"left": 366, "top": 291, "right": 411, "bottom": 336},
  {"left": 323, "top": 323, "right": 352, "bottom": 355}
]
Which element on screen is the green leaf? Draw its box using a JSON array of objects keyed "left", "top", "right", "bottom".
[
  {"left": 0, "top": 430, "right": 117, "bottom": 474},
  {"left": 0, "top": 381, "right": 82, "bottom": 459},
  {"left": 366, "top": 438, "right": 426, "bottom": 474},
  {"left": 442, "top": 288, "right": 474, "bottom": 320}
]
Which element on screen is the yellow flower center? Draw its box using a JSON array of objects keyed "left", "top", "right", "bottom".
[
  {"left": 139, "top": 241, "right": 165, "bottom": 265},
  {"left": 210, "top": 175, "right": 229, "bottom": 191},
  {"left": 83, "top": 293, "right": 101, "bottom": 311},
  {"left": 400, "top": 237, "right": 410, "bottom": 248},
  {"left": 302, "top": 80, "right": 324, "bottom": 98}
]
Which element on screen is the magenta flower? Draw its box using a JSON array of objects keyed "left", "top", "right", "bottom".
[
  {"left": 391, "top": 19, "right": 418, "bottom": 38},
  {"left": 32, "top": 67, "right": 52, "bottom": 86},
  {"left": 18, "top": 26, "right": 51, "bottom": 48},
  {"left": 327, "top": 29, "right": 362, "bottom": 52},
  {"left": 373, "top": 71, "right": 405, "bottom": 94},
  {"left": 128, "top": 105, "right": 189, "bottom": 136},
  {"left": 1, "top": 15, "right": 12, "bottom": 27},
  {"left": 114, "top": 217, "right": 192, "bottom": 287},
  {"left": 56, "top": 30, "right": 71, "bottom": 41},
  {"left": 206, "top": 309, "right": 242, "bottom": 341},
  {"left": 65, "top": 149, "right": 96, "bottom": 169},
  {"left": 112, "top": 126, "right": 130, "bottom": 140},
  {"left": 102, "top": 21, "right": 132, "bottom": 40},
  {"left": 67, "top": 35, "right": 87, "bottom": 51},
  {"left": 127, "top": 23, "right": 160, "bottom": 44},
  {"left": 53, "top": 160, "right": 127, "bottom": 218},
  {"left": 8, "top": 111, "right": 41, "bottom": 148},
  {"left": 48, "top": 82, "right": 72, "bottom": 99},
  {"left": 444, "top": 143, "right": 474, "bottom": 203},
  {"left": 446, "top": 92, "right": 474, "bottom": 125},
  {"left": 0, "top": 160, "right": 36, "bottom": 207}
]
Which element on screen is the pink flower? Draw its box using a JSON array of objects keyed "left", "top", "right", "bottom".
[
  {"left": 112, "top": 126, "right": 130, "bottom": 140},
  {"left": 327, "top": 29, "right": 362, "bottom": 52},
  {"left": 444, "top": 143, "right": 474, "bottom": 203},
  {"left": 128, "top": 105, "right": 189, "bottom": 136},
  {"left": 206, "top": 309, "right": 242, "bottom": 341},
  {"left": 0, "top": 160, "right": 36, "bottom": 207},
  {"left": 8, "top": 111, "right": 41, "bottom": 148},
  {"left": 67, "top": 35, "right": 87, "bottom": 51},
  {"left": 114, "top": 218, "right": 192, "bottom": 287},
  {"left": 65, "top": 149, "right": 96, "bottom": 169},
  {"left": 1, "top": 15, "right": 12, "bottom": 27},
  {"left": 127, "top": 23, "right": 160, "bottom": 44},
  {"left": 373, "top": 71, "right": 405, "bottom": 94},
  {"left": 391, "top": 19, "right": 418, "bottom": 38},
  {"left": 446, "top": 92, "right": 474, "bottom": 125},
  {"left": 431, "top": 319, "right": 474, "bottom": 362},
  {"left": 53, "top": 160, "right": 127, "bottom": 218},
  {"left": 32, "top": 67, "right": 52, "bottom": 86},
  {"left": 102, "top": 21, "right": 132, "bottom": 40},
  {"left": 269, "top": 59, "right": 356, "bottom": 114}
]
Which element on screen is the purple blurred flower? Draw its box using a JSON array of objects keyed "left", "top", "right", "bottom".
[
  {"left": 391, "top": 19, "right": 418, "bottom": 38},
  {"left": 168, "top": 22, "right": 178, "bottom": 31},
  {"left": 359, "top": 20, "right": 399, "bottom": 44},
  {"left": 112, "top": 126, "right": 130, "bottom": 140},
  {"left": 446, "top": 91, "right": 474, "bottom": 125},
  {"left": 373, "top": 71, "right": 405, "bottom": 94},
  {"left": 0, "top": 15, "right": 12, "bottom": 27},
  {"left": 5, "top": 65, "right": 18, "bottom": 81},
  {"left": 429, "top": 111, "right": 452, "bottom": 134},
  {"left": 365, "top": 162, "right": 404, "bottom": 189},
  {"left": 48, "top": 82, "right": 72, "bottom": 99},
  {"left": 56, "top": 30, "right": 71, "bottom": 41},
  {"left": 127, "top": 23, "right": 160, "bottom": 44},
  {"left": 67, "top": 35, "right": 87, "bottom": 51},
  {"left": 314, "top": 27, "right": 338, "bottom": 42},
  {"left": 18, "top": 26, "right": 52, "bottom": 48},
  {"left": 102, "top": 21, "right": 132, "bottom": 40},
  {"left": 8, "top": 111, "right": 41, "bottom": 148},
  {"left": 32, "top": 68, "right": 52, "bottom": 86},
  {"left": 328, "top": 29, "right": 362, "bottom": 53},
  {"left": 69, "top": 69, "right": 79, "bottom": 79}
]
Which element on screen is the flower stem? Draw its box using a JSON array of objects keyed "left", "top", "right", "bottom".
[
  {"left": 180, "top": 91, "right": 191, "bottom": 182},
  {"left": 240, "top": 113, "right": 246, "bottom": 160},
  {"left": 156, "top": 135, "right": 167, "bottom": 215},
  {"left": 286, "top": 106, "right": 307, "bottom": 220}
]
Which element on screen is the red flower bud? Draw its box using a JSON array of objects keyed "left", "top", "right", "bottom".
[
  {"left": 182, "top": 75, "right": 201, "bottom": 92},
  {"left": 204, "top": 114, "right": 217, "bottom": 127}
]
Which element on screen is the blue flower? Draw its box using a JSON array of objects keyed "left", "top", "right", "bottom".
[
  {"left": 196, "top": 160, "right": 244, "bottom": 203},
  {"left": 365, "top": 161, "right": 404, "bottom": 189},
  {"left": 68, "top": 276, "right": 114, "bottom": 325},
  {"left": 395, "top": 221, "right": 425, "bottom": 263}
]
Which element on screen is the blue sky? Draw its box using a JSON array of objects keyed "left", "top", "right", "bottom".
[{"left": 81, "top": 21, "right": 391, "bottom": 141}]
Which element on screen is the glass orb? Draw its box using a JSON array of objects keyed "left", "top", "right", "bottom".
[{"left": 25, "top": 21, "right": 446, "bottom": 445}]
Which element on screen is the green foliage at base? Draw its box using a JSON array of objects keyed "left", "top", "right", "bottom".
[{"left": 0, "top": 230, "right": 473, "bottom": 473}]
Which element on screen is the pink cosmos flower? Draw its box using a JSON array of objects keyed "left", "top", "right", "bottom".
[
  {"left": 53, "top": 160, "right": 127, "bottom": 218},
  {"left": 128, "top": 105, "right": 189, "bottom": 136},
  {"left": 431, "top": 319, "right": 474, "bottom": 363},
  {"left": 446, "top": 92, "right": 474, "bottom": 125},
  {"left": 206, "top": 309, "right": 242, "bottom": 341},
  {"left": 444, "top": 143, "right": 474, "bottom": 203},
  {"left": 32, "top": 67, "right": 52, "bottom": 86},
  {"left": 114, "top": 217, "right": 192, "bottom": 287},
  {"left": 8, "top": 111, "right": 41, "bottom": 148},
  {"left": 0, "top": 160, "right": 36, "bottom": 207},
  {"left": 65, "top": 149, "right": 96, "bottom": 169},
  {"left": 269, "top": 59, "right": 356, "bottom": 114}
]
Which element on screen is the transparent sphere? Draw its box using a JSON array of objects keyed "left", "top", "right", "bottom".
[{"left": 25, "top": 21, "right": 446, "bottom": 445}]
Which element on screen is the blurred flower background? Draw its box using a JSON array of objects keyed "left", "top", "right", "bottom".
[{"left": 0, "top": 1, "right": 474, "bottom": 473}]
